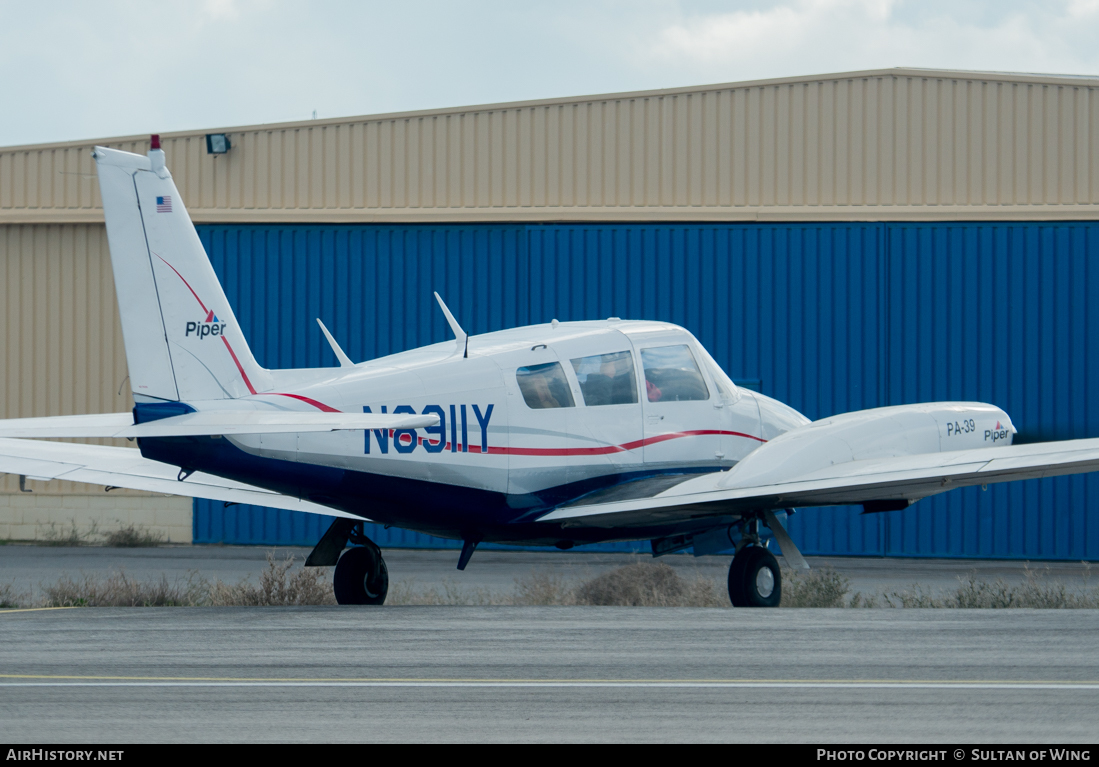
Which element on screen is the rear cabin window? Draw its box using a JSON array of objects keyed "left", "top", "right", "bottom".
[
  {"left": 641, "top": 345, "right": 710, "bottom": 402},
  {"left": 516, "top": 362, "right": 575, "bottom": 409},
  {"left": 569, "top": 351, "right": 639, "bottom": 406}
]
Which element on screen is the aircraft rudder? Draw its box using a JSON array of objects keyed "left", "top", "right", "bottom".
[{"left": 94, "top": 137, "right": 269, "bottom": 402}]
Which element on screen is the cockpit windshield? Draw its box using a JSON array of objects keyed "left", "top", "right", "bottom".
[{"left": 640, "top": 345, "right": 710, "bottom": 402}]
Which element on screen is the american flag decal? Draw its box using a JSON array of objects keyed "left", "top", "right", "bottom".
[{"left": 156, "top": 195, "right": 172, "bottom": 212}]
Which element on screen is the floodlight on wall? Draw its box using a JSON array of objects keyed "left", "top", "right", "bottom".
[{"left": 206, "top": 133, "right": 231, "bottom": 154}]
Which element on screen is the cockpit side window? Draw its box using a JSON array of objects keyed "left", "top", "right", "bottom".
[
  {"left": 516, "top": 362, "right": 575, "bottom": 409},
  {"left": 641, "top": 345, "right": 710, "bottom": 402},
  {"left": 569, "top": 351, "right": 639, "bottom": 406}
]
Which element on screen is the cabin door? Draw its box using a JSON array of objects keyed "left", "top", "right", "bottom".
[
  {"left": 554, "top": 336, "right": 645, "bottom": 489},
  {"left": 635, "top": 339, "right": 724, "bottom": 472}
]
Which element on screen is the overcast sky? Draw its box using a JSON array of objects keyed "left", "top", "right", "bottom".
[{"left": 2, "top": 0, "right": 1099, "bottom": 147}]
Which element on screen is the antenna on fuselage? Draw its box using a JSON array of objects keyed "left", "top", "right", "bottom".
[
  {"left": 433, "top": 292, "right": 469, "bottom": 358},
  {"left": 315, "top": 319, "right": 354, "bottom": 368}
]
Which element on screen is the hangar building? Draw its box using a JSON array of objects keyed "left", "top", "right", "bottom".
[{"left": 2, "top": 67, "right": 1098, "bottom": 560}]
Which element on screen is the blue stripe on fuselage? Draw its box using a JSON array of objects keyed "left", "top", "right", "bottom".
[{"left": 132, "top": 403, "right": 722, "bottom": 545}]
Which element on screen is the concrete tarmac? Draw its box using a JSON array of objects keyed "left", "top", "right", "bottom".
[
  {"left": 0, "top": 607, "right": 1097, "bottom": 743},
  {"left": 2, "top": 544, "right": 1095, "bottom": 600}
]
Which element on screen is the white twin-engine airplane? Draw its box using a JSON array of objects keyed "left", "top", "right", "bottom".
[{"left": 3, "top": 138, "right": 1099, "bottom": 607}]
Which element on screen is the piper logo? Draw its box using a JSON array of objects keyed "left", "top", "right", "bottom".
[
  {"left": 985, "top": 421, "right": 1011, "bottom": 443},
  {"left": 185, "top": 310, "right": 227, "bottom": 339}
]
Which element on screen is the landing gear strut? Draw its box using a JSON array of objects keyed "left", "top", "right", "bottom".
[
  {"left": 727, "top": 517, "right": 782, "bottom": 607},
  {"left": 333, "top": 524, "right": 389, "bottom": 605}
]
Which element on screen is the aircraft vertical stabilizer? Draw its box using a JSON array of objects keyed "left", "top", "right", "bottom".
[{"left": 93, "top": 139, "right": 270, "bottom": 401}]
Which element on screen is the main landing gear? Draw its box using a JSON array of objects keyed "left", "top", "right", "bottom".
[
  {"left": 307, "top": 520, "right": 390, "bottom": 605},
  {"left": 333, "top": 524, "right": 389, "bottom": 605},
  {"left": 725, "top": 509, "right": 795, "bottom": 606},
  {"left": 334, "top": 544, "right": 389, "bottom": 605},
  {"left": 728, "top": 545, "right": 781, "bottom": 607}
]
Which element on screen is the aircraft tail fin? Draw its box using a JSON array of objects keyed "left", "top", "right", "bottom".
[{"left": 93, "top": 138, "right": 269, "bottom": 402}]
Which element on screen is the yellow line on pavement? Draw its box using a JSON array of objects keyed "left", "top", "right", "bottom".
[{"left": 0, "top": 673, "right": 1096, "bottom": 686}]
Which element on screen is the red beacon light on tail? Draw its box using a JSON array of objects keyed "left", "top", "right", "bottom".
[{"left": 148, "top": 134, "right": 167, "bottom": 176}]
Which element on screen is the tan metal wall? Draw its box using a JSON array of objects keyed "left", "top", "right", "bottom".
[
  {"left": 0, "top": 223, "right": 192, "bottom": 543},
  {"left": 2, "top": 68, "right": 1098, "bottom": 224},
  {"left": 0, "top": 223, "right": 133, "bottom": 494}
]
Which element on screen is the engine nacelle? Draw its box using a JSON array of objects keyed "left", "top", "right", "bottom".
[{"left": 723, "top": 402, "right": 1015, "bottom": 489}]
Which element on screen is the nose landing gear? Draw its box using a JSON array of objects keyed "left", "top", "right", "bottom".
[{"left": 333, "top": 525, "right": 389, "bottom": 605}]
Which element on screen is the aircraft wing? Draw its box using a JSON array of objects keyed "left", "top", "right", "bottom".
[
  {"left": 537, "top": 438, "right": 1099, "bottom": 528},
  {"left": 0, "top": 438, "right": 363, "bottom": 520},
  {"left": 0, "top": 411, "right": 438, "bottom": 439}
]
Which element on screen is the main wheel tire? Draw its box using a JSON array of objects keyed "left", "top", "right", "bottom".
[
  {"left": 333, "top": 546, "right": 389, "bottom": 605},
  {"left": 727, "top": 546, "right": 781, "bottom": 608}
]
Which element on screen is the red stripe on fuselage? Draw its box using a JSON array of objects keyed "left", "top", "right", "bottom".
[
  {"left": 495, "top": 430, "right": 765, "bottom": 456},
  {"left": 266, "top": 392, "right": 341, "bottom": 413},
  {"left": 394, "top": 429, "right": 764, "bottom": 456}
]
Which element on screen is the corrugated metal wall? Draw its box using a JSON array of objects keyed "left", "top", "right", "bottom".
[
  {"left": 5, "top": 70, "right": 1099, "bottom": 225},
  {"left": 0, "top": 224, "right": 143, "bottom": 495},
  {"left": 193, "top": 221, "right": 1099, "bottom": 560}
]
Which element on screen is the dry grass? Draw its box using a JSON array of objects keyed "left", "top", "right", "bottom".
[
  {"left": 388, "top": 561, "right": 726, "bottom": 607},
  {"left": 208, "top": 553, "right": 336, "bottom": 606},
  {"left": 37, "top": 519, "right": 99, "bottom": 547},
  {"left": 513, "top": 569, "right": 576, "bottom": 606},
  {"left": 29, "top": 553, "right": 334, "bottom": 608},
  {"left": 42, "top": 571, "right": 206, "bottom": 607},
  {"left": 885, "top": 563, "right": 1099, "bottom": 609},
  {"left": 0, "top": 581, "right": 27, "bottom": 609},
  {"left": 780, "top": 561, "right": 1099, "bottom": 609},
  {"left": 103, "top": 524, "right": 164, "bottom": 548},
  {"left": 781, "top": 566, "right": 861, "bottom": 607},
  {"left": 9, "top": 554, "right": 1099, "bottom": 609},
  {"left": 388, "top": 579, "right": 506, "bottom": 606},
  {"left": 32, "top": 520, "right": 163, "bottom": 548},
  {"left": 574, "top": 562, "right": 726, "bottom": 607}
]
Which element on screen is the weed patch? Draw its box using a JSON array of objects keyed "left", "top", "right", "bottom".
[
  {"left": 103, "top": 524, "right": 164, "bottom": 548},
  {"left": 30, "top": 553, "right": 333, "bottom": 608},
  {"left": 15, "top": 555, "right": 1099, "bottom": 608},
  {"left": 42, "top": 571, "right": 205, "bottom": 607},
  {"left": 387, "top": 562, "right": 726, "bottom": 606},
  {"left": 781, "top": 566, "right": 852, "bottom": 607},
  {"left": 572, "top": 561, "right": 727, "bottom": 607},
  {"left": 38, "top": 519, "right": 99, "bottom": 547},
  {"left": 388, "top": 579, "right": 506, "bottom": 606},
  {"left": 513, "top": 569, "right": 576, "bottom": 606},
  {"left": 0, "top": 581, "right": 27, "bottom": 609},
  {"left": 208, "top": 553, "right": 335, "bottom": 606}
]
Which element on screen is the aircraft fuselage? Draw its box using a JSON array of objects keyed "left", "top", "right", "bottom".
[{"left": 137, "top": 319, "right": 809, "bottom": 546}]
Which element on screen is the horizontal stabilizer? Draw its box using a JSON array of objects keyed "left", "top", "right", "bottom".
[
  {"left": 0, "top": 438, "right": 364, "bottom": 520},
  {"left": 0, "top": 411, "right": 439, "bottom": 439}
]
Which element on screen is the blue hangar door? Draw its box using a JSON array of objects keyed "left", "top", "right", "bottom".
[{"left": 191, "top": 222, "right": 1099, "bottom": 561}]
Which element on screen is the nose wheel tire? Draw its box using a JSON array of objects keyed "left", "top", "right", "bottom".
[
  {"left": 334, "top": 546, "right": 389, "bottom": 605},
  {"left": 728, "top": 546, "right": 781, "bottom": 607}
]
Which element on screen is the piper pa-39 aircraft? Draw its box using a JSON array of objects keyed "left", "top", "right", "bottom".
[{"left": 3, "top": 138, "right": 1099, "bottom": 607}]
